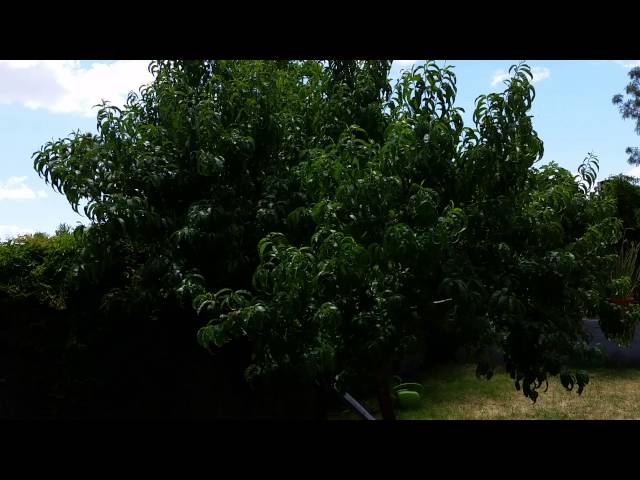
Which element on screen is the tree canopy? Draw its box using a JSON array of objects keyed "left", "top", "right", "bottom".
[
  {"left": 27, "top": 60, "right": 628, "bottom": 414},
  {"left": 191, "top": 62, "right": 621, "bottom": 403}
]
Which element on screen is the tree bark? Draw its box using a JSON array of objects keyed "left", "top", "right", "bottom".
[{"left": 376, "top": 366, "right": 396, "bottom": 420}]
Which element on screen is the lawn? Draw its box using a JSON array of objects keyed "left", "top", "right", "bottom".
[{"left": 330, "top": 363, "right": 640, "bottom": 420}]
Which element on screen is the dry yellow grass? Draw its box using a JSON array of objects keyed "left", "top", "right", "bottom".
[{"left": 415, "top": 367, "right": 640, "bottom": 420}]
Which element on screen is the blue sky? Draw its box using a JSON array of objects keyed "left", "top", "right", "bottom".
[{"left": 1, "top": 60, "right": 639, "bottom": 240}]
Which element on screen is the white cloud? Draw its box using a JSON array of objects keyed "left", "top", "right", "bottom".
[
  {"left": 0, "top": 224, "right": 35, "bottom": 241},
  {"left": 491, "top": 66, "right": 550, "bottom": 86},
  {"left": 615, "top": 60, "right": 640, "bottom": 68},
  {"left": 0, "top": 176, "right": 48, "bottom": 200},
  {"left": 626, "top": 165, "right": 640, "bottom": 178},
  {"left": 531, "top": 66, "right": 550, "bottom": 83},
  {"left": 395, "top": 60, "right": 418, "bottom": 67},
  {"left": 0, "top": 60, "right": 154, "bottom": 117},
  {"left": 491, "top": 70, "right": 510, "bottom": 86}
]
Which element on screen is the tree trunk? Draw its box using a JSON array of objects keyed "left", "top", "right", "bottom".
[{"left": 376, "top": 366, "right": 396, "bottom": 420}]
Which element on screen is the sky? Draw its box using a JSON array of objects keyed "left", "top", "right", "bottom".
[{"left": 1, "top": 59, "right": 639, "bottom": 240}]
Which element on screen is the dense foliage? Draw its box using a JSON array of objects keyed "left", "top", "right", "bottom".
[
  {"left": 595, "top": 175, "right": 640, "bottom": 345},
  {"left": 195, "top": 63, "right": 623, "bottom": 403},
  {"left": 0, "top": 227, "right": 83, "bottom": 417},
  {"left": 4, "top": 60, "right": 633, "bottom": 418},
  {"left": 33, "top": 61, "right": 392, "bottom": 314},
  {"left": 599, "top": 175, "right": 640, "bottom": 243},
  {"left": 0, "top": 225, "right": 77, "bottom": 309}
]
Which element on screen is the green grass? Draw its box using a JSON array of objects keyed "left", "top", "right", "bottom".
[{"left": 330, "top": 363, "right": 640, "bottom": 420}]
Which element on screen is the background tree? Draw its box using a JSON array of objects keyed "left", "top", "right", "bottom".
[
  {"left": 0, "top": 228, "right": 81, "bottom": 417},
  {"left": 613, "top": 66, "right": 640, "bottom": 165},
  {"left": 598, "top": 174, "right": 640, "bottom": 244}
]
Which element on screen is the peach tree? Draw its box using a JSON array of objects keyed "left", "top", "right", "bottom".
[
  {"left": 29, "top": 60, "right": 624, "bottom": 416},
  {"left": 196, "top": 63, "right": 621, "bottom": 410},
  {"left": 29, "top": 60, "right": 393, "bottom": 416}
]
